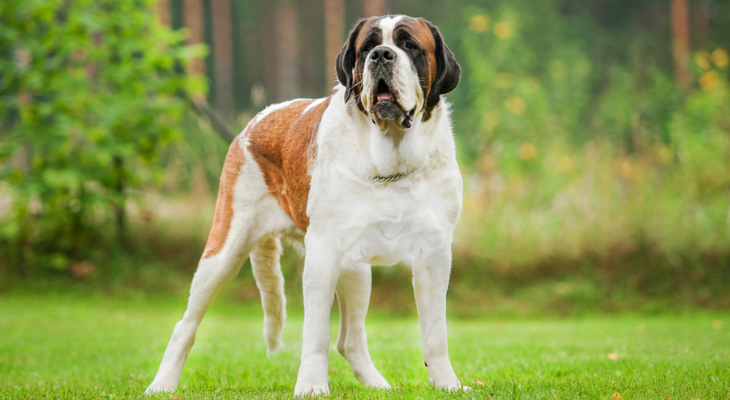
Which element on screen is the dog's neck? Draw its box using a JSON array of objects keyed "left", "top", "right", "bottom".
[
  {"left": 349, "top": 101, "right": 433, "bottom": 149},
  {"left": 374, "top": 119, "right": 407, "bottom": 147},
  {"left": 329, "top": 85, "right": 451, "bottom": 183}
]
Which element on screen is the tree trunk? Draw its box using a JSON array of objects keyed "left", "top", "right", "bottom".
[
  {"left": 212, "top": 0, "right": 234, "bottom": 117},
  {"left": 113, "top": 156, "right": 126, "bottom": 246},
  {"left": 694, "top": 0, "right": 711, "bottom": 41},
  {"left": 299, "top": 0, "right": 322, "bottom": 98},
  {"left": 184, "top": 0, "right": 206, "bottom": 77},
  {"left": 362, "top": 0, "right": 388, "bottom": 18},
  {"left": 324, "top": 0, "right": 344, "bottom": 93},
  {"left": 261, "top": 1, "right": 278, "bottom": 104},
  {"left": 156, "top": 0, "right": 171, "bottom": 25},
  {"left": 670, "top": 0, "right": 691, "bottom": 88},
  {"left": 274, "top": 5, "right": 301, "bottom": 101}
]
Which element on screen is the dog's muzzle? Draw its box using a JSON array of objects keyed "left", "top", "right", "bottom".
[{"left": 368, "top": 48, "right": 414, "bottom": 128}]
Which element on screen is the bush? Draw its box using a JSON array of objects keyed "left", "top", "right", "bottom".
[
  {"left": 449, "top": 3, "right": 730, "bottom": 308},
  {"left": 0, "top": 0, "right": 205, "bottom": 274}
]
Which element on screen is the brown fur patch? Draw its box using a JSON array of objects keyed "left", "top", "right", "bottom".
[
  {"left": 350, "top": 17, "right": 378, "bottom": 113},
  {"left": 411, "top": 18, "right": 437, "bottom": 100},
  {"left": 247, "top": 97, "right": 331, "bottom": 231},
  {"left": 203, "top": 136, "right": 245, "bottom": 258}
]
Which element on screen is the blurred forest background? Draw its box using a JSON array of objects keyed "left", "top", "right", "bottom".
[{"left": 1, "top": 0, "right": 729, "bottom": 316}]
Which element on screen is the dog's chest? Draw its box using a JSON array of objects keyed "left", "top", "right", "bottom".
[
  {"left": 291, "top": 91, "right": 462, "bottom": 266},
  {"left": 305, "top": 166, "right": 461, "bottom": 267}
]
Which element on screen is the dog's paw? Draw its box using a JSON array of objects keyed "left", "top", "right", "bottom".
[
  {"left": 144, "top": 382, "right": 176, "bottom": 395},
  {"left": 428, "top": 373, "right": 462, "bottom": 391},
  {"left": 430, "top": 379, "right": 463, "bottom": 391},
  {"left": 293, "top": 383, "right": 330, "bottom": 397},
  {"left": 366, "top": 376, "right": 391, "bottom": 390},
  {"left": 356, "top": 369, "right": 391, "bottom": 389}
]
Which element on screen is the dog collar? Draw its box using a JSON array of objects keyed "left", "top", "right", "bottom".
[{"left": 369, "top": 168, "right": 416, "bottom": 183}]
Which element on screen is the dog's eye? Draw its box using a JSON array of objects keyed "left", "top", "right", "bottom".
[
  {"left": 405, "top": 42, "right": 418, "bottom": 51},
  {"left": 362, "top": 44, "right": 374, "bottom": 53}
]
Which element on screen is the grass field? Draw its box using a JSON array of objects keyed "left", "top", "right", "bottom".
[{"left": 0, "top": 293, "right": 728, "bottom": 399}]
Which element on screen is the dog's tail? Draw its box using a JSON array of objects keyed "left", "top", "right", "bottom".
[{"left": 250, "top": 235, "right": 286, "bottom": 356}]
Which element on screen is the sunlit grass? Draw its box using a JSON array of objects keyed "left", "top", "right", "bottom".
[{"left": 1, "top": 293, "right": 728, "bottom": 399}]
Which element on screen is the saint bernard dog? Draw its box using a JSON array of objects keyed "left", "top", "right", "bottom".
[{"left": 146, "top": 15, "right": 463, "bottom": 396}]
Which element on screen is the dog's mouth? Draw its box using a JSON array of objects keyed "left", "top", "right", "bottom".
[
  {"left": 367, "top": 77, "right": 414, "bottom": 129},
  {"left": 374, "top": 80, "right": 396, "bottom": 104}
]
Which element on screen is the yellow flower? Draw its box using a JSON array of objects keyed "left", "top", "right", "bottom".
[
  {"left": 469, "top": 14, "right": 490, "bottom": 33},
  {"left": 493, "top": 22, "right": 514, "bottom": 39},
  {"left": 524, "top": 77, "right": 541, "bottom": 93},
  {"left": 481, "top": 110, "right": 500, "bottom": 131},
  {"left": 711, "top": 48, "right": 729, "bottom": 68},
  {"left": 496, "top": 72, "right": 514, "bottom": 89},
  {"left": 518, "top": 142, "right": 536, "bottom": 161},
  {"left": 695, "top": 51, "right": 711, "bottom": 69},
  {"left": 549, "top": 60, "right": 567, "bottom": 78},
  {"left": 699, "top": 70, "right": 719, "bottom": 90},
  {"left": 556, "top": 156, "right": 573, "bottom": 173},
  {"left": 505, "top": 96, "right": 526, "bottom": 114}
]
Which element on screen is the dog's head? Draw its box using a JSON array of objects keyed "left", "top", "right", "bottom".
[{"left": 336, "top": 16, "right": 460, "bottom": 128}]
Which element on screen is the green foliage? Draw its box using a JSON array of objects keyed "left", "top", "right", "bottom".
[
  {"left": 449, "top": 2, "right": 730, "bottom": 280},
  {"left": 456, "top": 3, "right": 674, "bottom": 157},
  {"left": 0, "top": 0, "right": 205, "bottom": 273},
  {"left": 2, "top": 0, "right": 729, "bottom": 309}
]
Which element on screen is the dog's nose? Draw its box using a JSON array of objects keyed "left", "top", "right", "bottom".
[{"left": 370, "top": 47, "right": 396, "bottom": 64}]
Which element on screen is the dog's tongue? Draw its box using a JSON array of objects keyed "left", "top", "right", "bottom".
[{"left": 377, "top": 90, "right": 393, "bottom": 101}]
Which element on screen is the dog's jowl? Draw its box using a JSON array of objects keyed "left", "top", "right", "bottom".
[{"left": 146, "top": 15, "right": 463, "bottom": 396}]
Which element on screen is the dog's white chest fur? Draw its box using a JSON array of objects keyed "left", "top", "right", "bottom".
[{"left": 304, "top": 87, "right": 462, "bottom": 268}]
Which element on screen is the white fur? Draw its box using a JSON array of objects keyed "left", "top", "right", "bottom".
[
  {"left": 302, "top": 97, "right": 327, "bottom": 115},
  {"left": 251, "top": 98, "right": 307, "bottom": 129},
  {"left": 147, "top": 76, "right": 463, "bottom": 397},
  {"left": 250, "top": 235, "right": 286, "bottom": 356}
]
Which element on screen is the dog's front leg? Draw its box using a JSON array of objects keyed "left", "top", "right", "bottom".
[
  {"left": 294, "top": 244, "right": 341, "bottom": 396},
  {"left": 413, "top": 247, "right": 461, "bottom": 390},
  {"left": 336, "top": 263, "right": 390, "bottom": 388}
]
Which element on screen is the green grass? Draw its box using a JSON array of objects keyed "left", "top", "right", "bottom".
[{"left": 1, "top": 293, "right": 728, "bottom": 399}]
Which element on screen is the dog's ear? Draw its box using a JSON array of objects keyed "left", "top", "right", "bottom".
[
  {"left": 336, "top": 18, "right": 368, "bottom": 103},
  {"left": 425, "top": 22, "right": 461, "bottom": 112}
]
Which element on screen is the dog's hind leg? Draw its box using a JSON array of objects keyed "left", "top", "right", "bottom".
[
  {"left": 336, "top": 263, "right": 390, "bottom": 389},
  {"left": 145, "top": 243, "right": 253, "bottom": 393},
  {"left": 146, "top": 136, "right": 257, "bottom": 394},
  {"left": 250, "top": 235, "right": 286, "bottom": 355}
]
